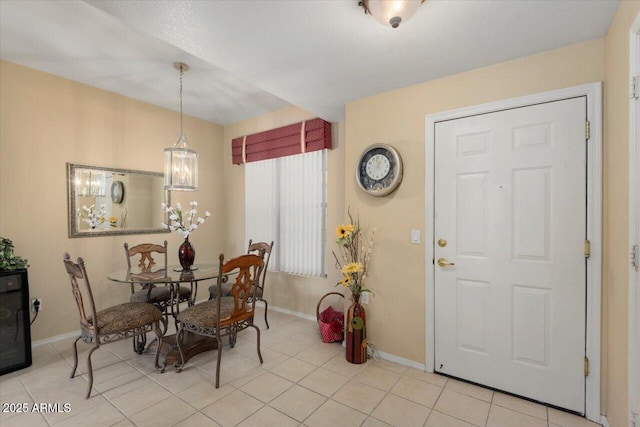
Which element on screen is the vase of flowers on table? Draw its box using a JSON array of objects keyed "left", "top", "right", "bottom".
[
  {"left": 332, "top": 210, "right": 376, "bottom": 364},
  {"left": 161, "top": 201, "right": 211, "bottom": 271}
]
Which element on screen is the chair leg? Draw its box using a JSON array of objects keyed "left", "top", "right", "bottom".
[
  {"left": 158, "top": 304, "right": 169, "bottom": 336},
  {"left": 174, "top": 327, "right": 186, "bottom": 372},
  {"left": 153, "top": 322, "right": 165, "bottom": 373},
  {"left": 188, "top": 284, "right": 196, "bottom": 306},
  {"left": 173, "top": 307, "right": 181, "bottom": 335},
  {"left": 84, "top": 345, "right": 99, "bottom": 399},
  {"left": 215, "top": 336, "right": 223, "bottom": 389},
  {"left": 262, "top": 299, "right": 269, "bottom": 329},
  {"left": 70, "top": 336, "right": 81, "bottom": 378},
  {"left": 251, "top": 324, "right": 263, "bottom": 364},
  {"left": 161, "top": 314, "right": 169, "bottom": 336},
  {"left": 132, "top": 333, "right": 146, "bottom": 354}
]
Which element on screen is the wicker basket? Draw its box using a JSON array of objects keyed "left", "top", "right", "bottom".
[{"left": 316, "top": 292, "right": 345, "bottom": 343}]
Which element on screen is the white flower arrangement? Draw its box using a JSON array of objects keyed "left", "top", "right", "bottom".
[
  {"left": 161, "top": 201, "right": 211, "bottom": 238},
  {"left": 78, "top": 204, "right": 106, "bottom": 229}
]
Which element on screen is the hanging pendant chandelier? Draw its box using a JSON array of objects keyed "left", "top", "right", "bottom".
[{"left": 164, "top": 62, "right": 198, "bottom": 191}]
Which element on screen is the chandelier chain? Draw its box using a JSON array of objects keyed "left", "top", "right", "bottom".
[{"left": 179, "top": 64, "right": 184, "bottom": 136}]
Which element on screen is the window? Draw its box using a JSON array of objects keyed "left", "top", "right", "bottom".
[{"left": 245, "top": 150, "right": 327, "bottom": 277}]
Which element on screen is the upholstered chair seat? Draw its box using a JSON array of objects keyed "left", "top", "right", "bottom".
[
  {"left": 207, "top": 282, "right": 232, "bottom": 300},
  {"left": 177, "top": 297, "right": 235, "bottom": 331},
  {"left": 130, "top": 285, "right": 191, "bottom": 304},
  {"left": 206, "top": 283, "right": 263, "bottom": 300},
  {"left": 87, "top": 302, "right": 163, "bottom": 335}
]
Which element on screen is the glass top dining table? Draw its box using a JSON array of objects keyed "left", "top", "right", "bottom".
[
  {"left": 107, "top": 264, "right": 221, "bottom": 285},
  {"left": 107, "top": 264, "right": 224, "bottom": 368}
]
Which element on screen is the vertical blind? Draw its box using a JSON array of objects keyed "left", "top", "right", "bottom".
[
  {"left": 245, "top": 150, "right": 327, "bottom": 277},
  {"left": 245, "top": 157, "right": 279, "bottom": 269}
]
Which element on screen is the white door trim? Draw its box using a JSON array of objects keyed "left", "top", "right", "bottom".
[
  {"left": 425, "top": 82, "right": 602, "bottom": 421},
  {"left": 629, "top": 12, "right": 640, "bottom": 427}
]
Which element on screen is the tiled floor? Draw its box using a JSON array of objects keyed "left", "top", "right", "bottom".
[{"left": 0, "top": 308, "right": 602, "bottom": 427}]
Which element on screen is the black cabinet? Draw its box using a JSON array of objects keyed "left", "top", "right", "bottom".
[{"left": 0, "top": 269, "right": 32, "bottom": 375}]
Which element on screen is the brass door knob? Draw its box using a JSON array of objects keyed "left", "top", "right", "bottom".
[{"left": 437, "top": 258, "right": 455, "bottom": 267}]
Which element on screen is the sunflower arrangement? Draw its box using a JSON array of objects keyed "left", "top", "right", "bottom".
[{"left": 332, "top": 211, "right": 376, "bottom": 300}]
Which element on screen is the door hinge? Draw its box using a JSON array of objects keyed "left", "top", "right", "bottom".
[
  {"left": 585, "top": 121, "right": 590, "bottom": 140},
  {"left": 585, "top": 240, "right": 591, "bottom": 258},
  {"left": 584, "top": 356, "right": 589, "bottom": 376},
  {"left": 632, "top": 245, "right": 640, "bottom": 270},
  {"left": 632, "top": 75, "right": 640, "bottom": 100}
]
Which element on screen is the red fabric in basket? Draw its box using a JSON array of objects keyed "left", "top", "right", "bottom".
[{"left": 319, "top": 305, "right": 344, "bottom": 343}]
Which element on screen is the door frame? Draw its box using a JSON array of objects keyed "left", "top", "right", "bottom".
[
  {"left": 629, "top": 12, "right": 640, "bottom": 427},
  {"left": 424, "top": 82, "right": 602, "bottom": 422}
]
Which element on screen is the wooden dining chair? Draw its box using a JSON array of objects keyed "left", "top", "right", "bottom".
[
  {"left": 63, "top": 253, "right": 164, "bottom": 399},
  {"left": 175, "top": 253, "right": 264, "bottom": 388},
  {"left": 124, "top": 241, "right": 191, "bottom": 351},
  {"left": 208, "top": 240, "right": 274, "bottom": 328}
]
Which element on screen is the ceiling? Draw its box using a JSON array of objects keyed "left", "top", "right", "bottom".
[{"left": 0, "top": 0, "right": 620, "bottom": 125}]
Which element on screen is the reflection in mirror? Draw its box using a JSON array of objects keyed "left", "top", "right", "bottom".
[{"left": 67, "top": 163, "right": 170, "bottom": 238}]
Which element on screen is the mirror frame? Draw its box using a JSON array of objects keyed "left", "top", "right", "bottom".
[{"left": 67, "top": 163, "right": 171, "bottom": 238}]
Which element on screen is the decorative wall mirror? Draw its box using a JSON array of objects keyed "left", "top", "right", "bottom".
[{"left": 67, "top": 163, "right": 170, "bottom": 238}]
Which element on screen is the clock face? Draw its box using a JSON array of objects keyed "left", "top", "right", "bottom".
[
  {"left": 356, "top": 144, "right": 403, "bottom": 196},
  {"left": 365, "top": 154, "right": 391, "bottom": 180}
]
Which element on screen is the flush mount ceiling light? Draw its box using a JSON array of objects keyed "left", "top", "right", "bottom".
[
  {"left": 359, "top": 0, "right": 425, "bottom": 28},
  {"left": 164, "top": 61, "right": 198, "bottom": 191}
]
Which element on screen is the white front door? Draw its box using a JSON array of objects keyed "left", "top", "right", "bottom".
[{"left": 434, "top": 97, "right": 587, "bottom": 413}]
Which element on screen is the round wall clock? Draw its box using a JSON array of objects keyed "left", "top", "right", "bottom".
[
  {"left": 356, "top": 144, "right": 403, "bottom": 196},
  {"left": 110, "top": 181, "right": 125, "bottom": 204}
]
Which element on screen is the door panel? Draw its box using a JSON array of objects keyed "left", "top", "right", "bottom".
[{"left": 434, "top": 97, "right": 587, "bottom": 413}]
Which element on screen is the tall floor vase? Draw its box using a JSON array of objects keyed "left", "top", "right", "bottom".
[{"left": 346, "top": 294, "right": 367, "bottom": 364}]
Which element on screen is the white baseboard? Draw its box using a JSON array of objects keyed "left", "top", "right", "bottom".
[
  {"left": 374, "top": 349, "right": 426, "bottom": 371},
  {"left": 32, "top": 330, "right": 79, "bottom": 347},
  {"left": 269, "top": 305, "right": 316, "bottom": 322},
  {"left": 599, "top": 414, "right": 609, "bottom": 426},
  {"left": 270, "top": 305, "right": 425, "bottom": 371}
]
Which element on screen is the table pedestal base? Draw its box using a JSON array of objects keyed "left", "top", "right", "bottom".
[{"left": 148, "top": 331, "right": 218, "bottom": 371}]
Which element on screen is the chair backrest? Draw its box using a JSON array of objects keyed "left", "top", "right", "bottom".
[
  {"left": 216, "top": 253, "right": 264, "bottom": 320},
  {"left": 246, "top": 240, "right": 274, "bottom": 291},
  {"left": 62, "top": 253, "right": 98, "bottom": 336},
  {"left": 124, "top": 241, "right": 168, "bottom": 273}
]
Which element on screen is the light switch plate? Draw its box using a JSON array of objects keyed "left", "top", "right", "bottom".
[
  {"left": 411, "top": 229, "right": 421, "bottom": 244},
  {"left": 360, "top": 292, "right": 370, "bottom": 304}
]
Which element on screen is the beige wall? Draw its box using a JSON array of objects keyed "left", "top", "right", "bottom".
[
  {"left": 344, "top": 38, "right": 605, "bottom": 365},
  {"left": 0, "top": 61, "right": 224, "bottom": 341},
  {"left": 222, "top": 107, "right": 346, "bottom": 317},
  {"left": 603, "top": 2, "right": 640, "bottom": 426}
]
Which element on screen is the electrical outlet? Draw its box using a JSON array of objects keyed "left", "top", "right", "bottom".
[
  {"left": 360, "top": 292, "right": 370, "bottom": 304},
  {"left": 30, "top": 298, "right": 42, "bottom": 313}
]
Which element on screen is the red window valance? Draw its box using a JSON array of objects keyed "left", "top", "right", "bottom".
[{"left": 232, "top": 118, "right": 332, "bottom": 164}]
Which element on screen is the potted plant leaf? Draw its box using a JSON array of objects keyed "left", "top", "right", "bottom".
[{"left": 0, "top": 237, "right": 29, "bottom": 271}]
